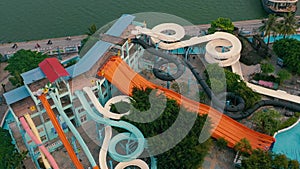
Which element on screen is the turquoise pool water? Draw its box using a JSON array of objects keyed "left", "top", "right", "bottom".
[
  {"left": 247, "top": 34, "right": 300, "bottom": 44},
  {"left": 264, "top": 34, "right": 300, "bottom": 43},
  {"left": 272, "top": 121, "right": 300, "bottom": 162}
]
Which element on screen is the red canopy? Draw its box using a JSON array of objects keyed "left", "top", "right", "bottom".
[{"left": 39, "top": 58, "right": 69, "bottom": 82}]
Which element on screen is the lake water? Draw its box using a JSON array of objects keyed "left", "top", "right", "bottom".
[{"left": 0, "top": 0, "right": 298, "bottom": 43}]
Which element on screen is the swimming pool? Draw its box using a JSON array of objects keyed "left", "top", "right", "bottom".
[
  {"left": 247, "top": 34, "right": 300, "bottom": 44},
  {"left": 272, "top": 120, "right": 300, "bottom": 162},
  {"left": 264, "top": 34, "right": 300, "bottom": 43}
]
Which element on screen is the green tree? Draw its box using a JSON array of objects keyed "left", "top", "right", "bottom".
[
  {"left": 87, "top": 23, "right": 97, "bottom": 36},
  {"left": 4, "top": 49, "right": 48, "bottom": 86},
  {"left": 207, "top": 78, "right": 226, "bottom": 94},
  {"left": 198, "top": 91, "right": 209, "bottom": 104},
  {"left": 242, "top": 149, "right": 299, "bottom": 169},
  {"left": 205, "top": 64, "right": 261, "bottom": 109},
  {"left": 278, "top": 12, "right": 298, "bottom": 38},
  {"left": 0, "top": 128, "right": 28, "bottom": 169},
  {"left": 289, "top": 160, "right": 300, "bottom": 169},
  {"left": 234, "top": 138, "right": 252, "bottom": 160},
  {"left": 273, "top": 154, "right": 289, "bottom": 169},
  {"left": 261, "top": 63, "right": 274, "bottom": 74},
  {"left": 277, "top": 69, "right": 291, "bottom": 84},
  {"left": 241, "top": 149, "right": 272, "bottom": 169},
  {"left": 122, "top": 87, "right": 212, "bottom": 169},
  {"left": 273, "top": 38, "right": 300, "bottom": 74},
  {"left": 216, "top": 137, "right": 228, "bottom": 151},
  {"left": 259, "top": 14, "right": 278, "bottom": 46},
  {"left": 208, "top": 17, "right": 235, "bottom": 34},
  {"left": 79, "top": 23, "right": 98, "bottom": 54},
  {"left": 251, "top": 109, "right": 281, "bottom": 135}
]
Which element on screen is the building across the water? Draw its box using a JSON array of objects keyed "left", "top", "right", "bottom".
[{"left": 261, "top": 0, "right": 298, "bottom": 15}]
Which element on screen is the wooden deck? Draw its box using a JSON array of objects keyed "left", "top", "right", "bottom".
[
  {"left": 100, "top": 34, "right": 127, "bottom": 45},
  {"left": 28, "top": 78, "right": 49, "bottom": 93},
  {"left": 11, "top": 97, "right": 37, "bottom": 118}
]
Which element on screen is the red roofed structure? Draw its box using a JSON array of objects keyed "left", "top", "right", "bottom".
[{"left": 39, "top": 58, "right": 69, "bottom": 82}]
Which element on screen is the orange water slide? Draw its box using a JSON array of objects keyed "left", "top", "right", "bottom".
[
  {"left": 98, "top": 56, "right": 275, "bottom": 150},
  {"left": 38, "top": 94, "right": 84, "bottom": 169}
]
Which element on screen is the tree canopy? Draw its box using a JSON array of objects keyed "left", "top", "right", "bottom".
[
  {"left": 87, "top": 23, "right": 97, "bottom": 36},
  {"left": 241, "top": 149, "right": 299, "bottom": 169},
  {"left": 208, "top": 17, "right": 235, "bottom": 34},
  {"left": 120, "top": 87, "right": 212, "bottom": 169},
  {"left": 259, "top": 12, "right": 298, "bottom": 43},
  {"left": 216, "top": 137, "right": 228, "bottom": 151},
  {"left": 205, "top": 64, "right": 261, "bottom": 109},
  {"left": 4, "top": 49, "right": 49, "bottom": 86},
  {"left": 273, "top": 38, "right": 300, "bottom": 74},
  {"left": 251, "top": 109, "right": 281, "bottom": 135},
  {"left": 234, "top": 138, "right": 252, "bottom": 159},
  {"left": 0, "top": 128, "right": 27, "bottom": 169},
  {"left": 277, "top": 69, "right": 291, "bottom": 84},
  {"left": 279, "top": 12, "right": 298, "bottom": 38},
  {"left": 261, "top": 63, "right": 275, "bottom": 74}
]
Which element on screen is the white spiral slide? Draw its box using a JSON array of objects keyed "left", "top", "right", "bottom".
[
  {"left": 77, "top": 88, "right": 149, "bottom": 169},
  {"left": 133, "top": 23, "right": 300, "bottom": 104},
  {"left": 83, "top": 87, "right": 130, "bottom": 120}
]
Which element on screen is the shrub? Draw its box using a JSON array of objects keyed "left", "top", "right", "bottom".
[
  {"left": 278, "top": 117, "right": 298, "bottom": 130},
  {"left": 253, "top": 73, "right": 280, "bottom": 84},
  {"left": 208, "top": 17, "right": 234, "bottom": 34},
  {"left": 277, "top": 69, "right": 291, "bottom": 84},
  {"left": 261, "top": 63, "right": 274, "bottom": 74}
]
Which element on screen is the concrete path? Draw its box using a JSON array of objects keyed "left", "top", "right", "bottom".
[
  {"left": 184, "top": 19, "right": 264, "bottom": 37},
  {"left": 0, "top": 35, "right": 87, "bottom": 56}
]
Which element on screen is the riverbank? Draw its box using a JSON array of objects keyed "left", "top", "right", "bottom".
[
  {"left": 0, "top": 0, "right": 271, "bottom": 43},
  {"left": 0, "top": 18, "right": 266, "bottom": 58}
]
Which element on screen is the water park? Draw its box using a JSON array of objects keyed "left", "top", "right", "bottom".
[{"left": 1, "top": 14, "right": 300, "bottom": 169}]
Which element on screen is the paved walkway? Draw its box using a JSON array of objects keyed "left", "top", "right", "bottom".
[
  {"left": 0, "top": 35, "right": 87, "bottom": 57},
  {"left": 201, "top": 145, "right": 236, "bottom": 169},
  {"left": 184, "top": 19, "right": 264, "bottom": 37}
]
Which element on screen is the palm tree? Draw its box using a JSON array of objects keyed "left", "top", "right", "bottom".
[
  {"left": 259, "top": 14, "right": 278, "bottom": 46},
  {"left": 279, "top": 12, "right": 299, "bottom": 38}
]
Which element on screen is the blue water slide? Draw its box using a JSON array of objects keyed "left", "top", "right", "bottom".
[
  {"left": 49, "top": 93, "right": 98, "bottom": 168},
  {"left": 75, "top": 90, "right": 145, "bottom": 162}
]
